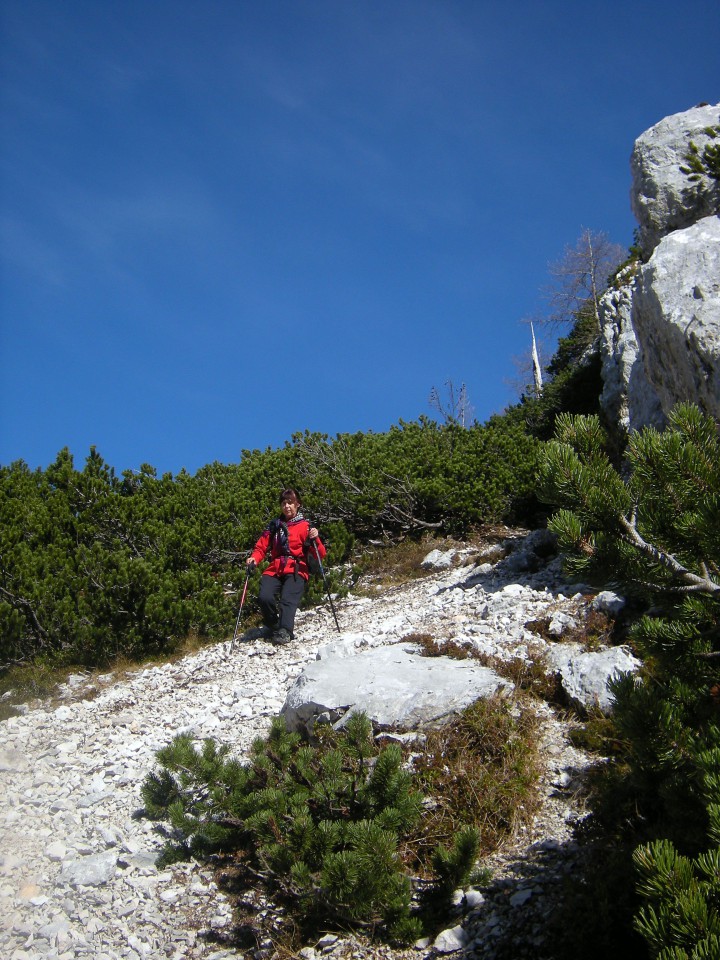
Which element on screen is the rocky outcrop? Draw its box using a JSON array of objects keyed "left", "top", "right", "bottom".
[
  {"left": 633, "top": 215, "right": 720, "bottom": 421},
  {"left": 630, "top": 102, "right": 720, "bottom": 256},
  {"left": 545, "top": 644, "right": 639, "bottom": 714},
  {"left": 600, "top": 103, "right": 720, "bottom": 435},
  {"left": 598, "top": 267, "right": 665, "bottom": 436}
]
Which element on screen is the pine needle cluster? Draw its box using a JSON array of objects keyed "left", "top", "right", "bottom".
[{"left": 680, "top": 124, "right": 720, "bottom": 213}]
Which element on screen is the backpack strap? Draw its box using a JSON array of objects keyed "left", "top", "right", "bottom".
[{"left": 270, "top": 516, "right": 309, "bottom": 579}]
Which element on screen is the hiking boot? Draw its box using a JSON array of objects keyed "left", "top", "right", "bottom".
[
  {"left": 272, "top": 628, "right": 292, "bottom": 645},
  {"left": 241, "top": 625, "right": 274, "bottom": 642}
]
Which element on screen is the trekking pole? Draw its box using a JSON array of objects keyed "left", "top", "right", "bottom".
[
  {"left": 312, "top": 539, "right": 341, "bottom": 634},
  {"left": 229, "top": 565, "right": 252, "bottom": 655}
]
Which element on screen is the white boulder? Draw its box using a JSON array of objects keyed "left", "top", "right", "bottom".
[
  {"left": 630, "top": 102, "right": 720, "bottom": 254},
  {"left": 632, "top": 215, "right": 720, "bottom": 423},
  {"left": 281, "top": 643, "right": 511, "bottom": 734}
]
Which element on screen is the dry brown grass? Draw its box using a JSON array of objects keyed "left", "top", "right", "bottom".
[
  {"left": 409, "top": 630, "right": 565, "bottom": 705},
  {"left": 407, "top": 631, "right": 474, "bottom": 660},
  {"left": 351, "top": 536, "right": 447, "bottom": 594},
  {"left": 406, "top": 694, "right": 543, "bottom": 867},
  {"left": 525, "top": 608, "right": 616, "bottom": 651},
  {"left": 473, "top": 647, "right": 566, "bottom": 704},
  {"left": 351, "top": 524, "right": 527, "bottom": 596}
]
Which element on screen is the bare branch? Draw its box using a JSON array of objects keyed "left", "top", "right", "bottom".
[
  {"left": 542, "top": 228, "right": 625, "bottom": 331},
  {"left": 429, "top": 380, "right": 474, "bottom": 427},
  {"left": 0, "top": 585, "right": 52, "bottom": 645},
  {"left": 617, "top": 515, "right": 720, "bottom": 595},
  {"left": 293, "top": 434, "right": 442, "bottom": 534}
]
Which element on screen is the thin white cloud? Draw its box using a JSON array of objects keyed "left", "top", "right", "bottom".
[{"left": 1, "top": 174, "right": 222, "bottom": 308}]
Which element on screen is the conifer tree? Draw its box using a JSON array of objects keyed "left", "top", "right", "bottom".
[
  {"left": 142, "top": 711, "right": 481, "bottom": 944},
  {"left": 633, "top": 759, "right": 720, "bottom": 958},
  {"left": 539, "top": 403, "right": 720, "bottom": 957}
]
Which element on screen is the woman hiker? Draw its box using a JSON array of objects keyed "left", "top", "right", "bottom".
[{"left": 243, "top": 488, "right": 327, "bottom": 645}]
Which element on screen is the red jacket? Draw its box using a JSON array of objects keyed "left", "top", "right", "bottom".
[{"left": 250, "top": 514, "right": 327, "bottom": 581}]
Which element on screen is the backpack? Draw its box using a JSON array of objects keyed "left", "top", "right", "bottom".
[
  {"left": 268, "top": 517, "right": 321, "bottom": 576},
  {"left": 268, "top": 518, "right": 290, "bottom": 556}
]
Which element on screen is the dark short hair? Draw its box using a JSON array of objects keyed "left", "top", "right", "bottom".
[{"left": 279, "top": 488, "right": 302, "bottom": 505}]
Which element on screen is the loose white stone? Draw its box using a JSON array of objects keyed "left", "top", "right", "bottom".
[
  {"left": 44, "top": 842, "right": 66, "bottom": 862},
  {"left": 434, "top": 923, "right": 468, "bottom": 952}
]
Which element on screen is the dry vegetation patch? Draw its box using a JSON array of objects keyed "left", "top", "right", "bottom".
[
  {"left": 351, "top": 537, "right": 446, "bottom": 593},
  {"left": 406, "top": 694, "right": 543, "bottom": 865},
  {"left": 524, "top": 608, "right": 616, "bottom": 651},
  {"left": 408, "top": 631, "right": 565, "bottom": 705},
  {"left": 351, "top": 524, "right": 528, "bottom": 595}
]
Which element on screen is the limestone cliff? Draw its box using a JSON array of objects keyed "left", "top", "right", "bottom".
[{"left": 599, "top": 103, "right": 720, "bottom": 437}]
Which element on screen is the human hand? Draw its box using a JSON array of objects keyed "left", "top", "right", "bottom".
[
  {"left": 309, "top": 527, "right": 319, "bottom": 540},
  {"left": 246, "top": 558, "right": 256, "bottom": 571}
]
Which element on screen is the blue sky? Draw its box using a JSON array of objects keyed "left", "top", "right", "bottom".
[{"left": 1, "top": 1, "right": 718, "bottom": 476}]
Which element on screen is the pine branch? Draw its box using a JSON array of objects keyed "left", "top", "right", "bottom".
[
  {"left": 617, "top": 515, "right": 720, "bottom": 595},
  {"left": 0, "top": 585, "right": 52, "bottom": 646}
]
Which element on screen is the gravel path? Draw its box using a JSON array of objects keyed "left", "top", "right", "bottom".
[{"left": 0, "top": 551, "right": 596, "bottom": 960}]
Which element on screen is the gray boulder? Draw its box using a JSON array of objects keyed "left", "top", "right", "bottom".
[
  {"left": 546, "top": 644, "right": 640, "bottom": 714},
  {"left": 498, "top": 528, "right": 557, "bottom": 575},
  {"left": 632, "top": 215, "right": 720, "bottom": 423},
  {"left": 598, "top": 269, "right": 665, "bottom": 436},
  {"left": 422, "top": 548, "right": 457, "bottom": 570},
  {"left": 58, "top": 851, "right": 118, "bottom": 888},
  {"left": 630, "top": 102, "right": 720, "bottom": 255},
  {"left": 591, "top": 591, "right": 626, "bottom": 617},
  {"left": 281, "top": 643, "right": 511, "bottom": 735},
  {"left": 433, "top": 924, "right": 469, "bottom": 953}
]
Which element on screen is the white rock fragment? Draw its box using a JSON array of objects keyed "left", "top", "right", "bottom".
[{"left": 434, "top": 923, "right": 468, "bottom": 952}]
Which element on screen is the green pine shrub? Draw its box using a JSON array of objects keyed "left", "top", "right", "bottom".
[
  {"left": 142, "top": 710, "right": 492, "bottom": 946},
  {"left": 1, "top": 410, "right": 543, "bottom": 682},
  {"left": 680, "top": 124, "right": 720, "bottom": 214},
  {"left": 538, "top": 403, "right": 720, "bottom": 957},
  {"left": 292, "top": 416, "right": 541, "bottom": 539},
  {"left": 632, "top": 744, "right": 720, "bottom": 955}
]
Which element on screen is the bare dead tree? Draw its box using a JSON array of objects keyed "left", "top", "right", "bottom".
[
  {"left": 428, "top": 380, "right": 474, "bottom": 427},
  {"left": 543, "top": 227, "right": 625, "bottom": 331},
  {"left": 530, "top": 322, "right": 543, "bottom": 396},
  {"left": 506, "top": 317, "right": 552, "bottom": 399},
  {"left": 293, "top": 433, "right": 442, "bottom": 535}
]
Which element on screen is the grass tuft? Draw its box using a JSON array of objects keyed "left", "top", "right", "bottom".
[
  {"left": 525, "top": 608, "right": 616, "bottom": 651},
  {"left": 408, "top": 694, "right": 542, "bottom": 863}
]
